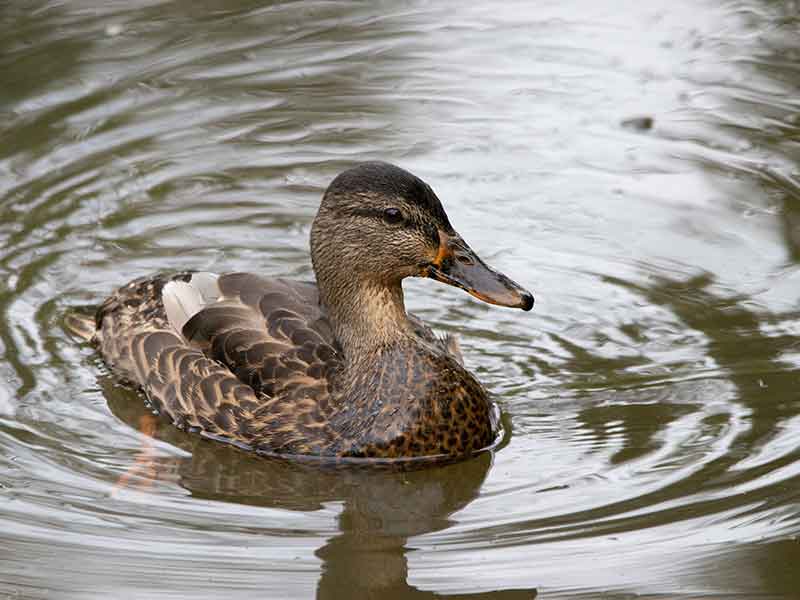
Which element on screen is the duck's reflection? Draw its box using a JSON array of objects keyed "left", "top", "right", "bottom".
[{"left": 105, "top": 389, "right": 535, "bottom": 600}]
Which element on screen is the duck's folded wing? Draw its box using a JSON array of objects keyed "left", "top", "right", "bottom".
[
  {"left": 95, "top": 272, "right": 271, "bottom": 446},
  {"left": 96, "top": 272, "right": 342, "bottom": 453},
  {"left": 173, "top": 272, "right": 342, "bottom": 404}
]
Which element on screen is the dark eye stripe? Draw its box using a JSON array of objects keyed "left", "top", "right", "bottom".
[{"left": 345, "top": 208, "right": 385, "bottom": 219}]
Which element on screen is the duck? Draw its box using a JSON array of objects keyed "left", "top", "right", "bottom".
[{"left": 67, "top": 162, "right": 533, "bottom": 461}]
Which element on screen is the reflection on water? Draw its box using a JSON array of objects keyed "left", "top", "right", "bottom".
[
  {"left": 1, "top": 0, "right": 800, "bottom": 598},
  {"left": 105, "top": 383, "right": 537, "bottom": 599}
]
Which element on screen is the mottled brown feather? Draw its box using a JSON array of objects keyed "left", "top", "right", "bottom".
[{"left": 86, "top": 270, "right": 496, "bottom": 459}]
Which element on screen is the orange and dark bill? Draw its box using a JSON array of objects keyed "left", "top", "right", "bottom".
[{"left": 421, "top": 230, "right": 533, "bottom": 311}]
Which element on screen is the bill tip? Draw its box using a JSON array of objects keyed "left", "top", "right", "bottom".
[{"left": 520, "top": 291, "right": 534, "bottom": 311}]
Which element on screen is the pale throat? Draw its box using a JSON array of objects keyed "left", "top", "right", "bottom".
[{"left": 319, "top": 276, "right": 415, "bottom": 355}]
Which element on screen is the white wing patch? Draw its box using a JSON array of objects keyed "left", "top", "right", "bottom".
[{"left": 163, "top": 272, "right": 221, "bottom": 335}]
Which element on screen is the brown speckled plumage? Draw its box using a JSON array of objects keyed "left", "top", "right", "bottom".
[{"left": 70, "top": 162, "right": 533, "bottom": 461}]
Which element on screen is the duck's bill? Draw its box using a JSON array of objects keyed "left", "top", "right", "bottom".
[{"left": 422, "top": 231, "right": 534, "bottom": 311}]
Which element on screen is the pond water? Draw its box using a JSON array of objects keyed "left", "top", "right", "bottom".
[{"left": 2, "top": 1, "right": 800, "bottom": 598}]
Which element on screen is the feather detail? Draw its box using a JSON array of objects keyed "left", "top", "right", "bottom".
[
  {"left": 64, "top": 311, "right": 96, "bottom": 341},
  {"left": 163, "top": 273, "right": 220, "bottom": 334}
]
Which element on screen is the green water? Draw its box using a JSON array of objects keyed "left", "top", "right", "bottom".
[{"left": 1, "top": 1, "right": 799, "bottom": 598}]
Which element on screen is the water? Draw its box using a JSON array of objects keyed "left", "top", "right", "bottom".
[{"left": 1, "top": 1, "right": 800, "bottom": 598}]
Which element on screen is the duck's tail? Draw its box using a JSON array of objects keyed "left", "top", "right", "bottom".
[{"left": 64, "top": 310, "right": 97, "bottom": 342}]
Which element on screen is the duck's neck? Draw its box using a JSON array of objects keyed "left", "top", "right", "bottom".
[{"left": 318, "top": 276, "right": 414, "bottom": 358}]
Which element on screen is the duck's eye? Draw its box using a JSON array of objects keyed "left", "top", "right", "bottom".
[{"left": 383, "top": 207, "right": 404, "bottom": 225}]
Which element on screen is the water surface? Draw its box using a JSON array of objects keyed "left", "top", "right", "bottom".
[{"left": 1, "top": 1, "right": 800, "bottom": 598}]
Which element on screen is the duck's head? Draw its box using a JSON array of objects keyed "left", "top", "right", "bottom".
[
  {"left": 311, "top": 162, "right": 533, "bottom": 312},
  {"left": 310, "top": 162, "right": 533, "bottom": 313}
]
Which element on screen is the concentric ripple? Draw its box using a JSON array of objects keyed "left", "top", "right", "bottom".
[{"left": 1, "top": 1, "right": 799, "bottom": 598}]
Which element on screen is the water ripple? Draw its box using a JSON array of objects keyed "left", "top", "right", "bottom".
[{"left": 0, "top": 1, "right": 799, "bottom": 598}]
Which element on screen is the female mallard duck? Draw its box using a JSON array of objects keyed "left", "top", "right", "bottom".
[{"left": 69, "top": 162, "right": 533, "bottom": 460}]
